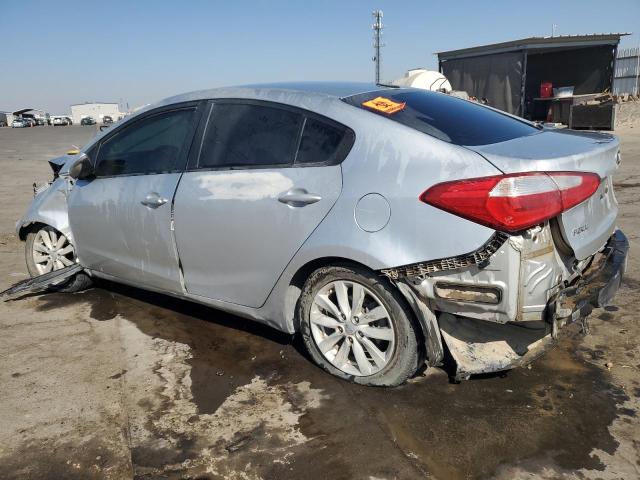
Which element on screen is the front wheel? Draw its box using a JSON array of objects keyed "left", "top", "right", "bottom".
[
  {"left": 298, "top": 265, "right": 420, "bottom": 387},
  {"left": 25, "top": 225, "right": 92, "bottom": 292}
]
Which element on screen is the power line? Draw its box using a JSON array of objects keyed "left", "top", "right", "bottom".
[{"left": 372, "top": 10, "right": 384, "bottom": 84}]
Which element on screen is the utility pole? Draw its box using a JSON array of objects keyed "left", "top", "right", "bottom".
[{"left": 372, "top": 10, "right": 384, "bottom": 84}]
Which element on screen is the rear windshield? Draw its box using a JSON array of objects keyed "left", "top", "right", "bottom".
[{"left": 343, "top": 89, "right": 539, "bottom": 146}]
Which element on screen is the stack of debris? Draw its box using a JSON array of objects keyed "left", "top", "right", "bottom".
[
  {"left": 569, "top": 91, "right": 640, "bottom": 130},
  {"left": 584, "top": 92, "right": 640, "bottom": 105}
]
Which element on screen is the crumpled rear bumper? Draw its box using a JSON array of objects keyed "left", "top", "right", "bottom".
[
  {"left": 552, "top": 229, "right": 628, "bottom": 329},
  {"left": 440, "top": 229, "right": 628, "bottom": 380},
  {"left": 394, "top": 229, "right": 629, "bottom": 380}
]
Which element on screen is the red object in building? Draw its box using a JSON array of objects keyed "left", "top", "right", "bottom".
[{"left": 540, "top": 81, "right": 553, "bottom": 98}]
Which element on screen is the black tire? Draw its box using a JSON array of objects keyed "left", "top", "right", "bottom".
[
  {"left": 25, "top": 226, "right": 92, "bottom": 293},
  {"left": 298, "top": 264, "right": 420, "bottom": 387}
]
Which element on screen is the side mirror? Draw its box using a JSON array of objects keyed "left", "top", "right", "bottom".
[{"left": 68, "top": 154, "right": 95, "bottom": 180}]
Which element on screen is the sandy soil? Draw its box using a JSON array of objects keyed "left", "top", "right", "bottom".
[{"left": 0, "top": 124, "right": 638, "bottom": 480}]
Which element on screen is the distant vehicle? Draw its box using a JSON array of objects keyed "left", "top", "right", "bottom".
[
  {"left": 23, "top": 118, "right": 36, "bottom": 127},
  {"left": 65, "top": 117, "right": 73, "bottom": 125},
  {"left": 12, "top": 118, "right": 28, "bottom": 128},
  {"left": 52, "top": 117, "right": 69, "bottom": 126},
  {"left": 0, "top": 120, "right": 7, "bottom": 127},
  {"left": 81, "top": 117, "right": 96, "bottom": 126},
  {"left": 27, "top": 117, "right": 46, "bottom": 126},
  {"left": 102, "top": 115, "right": 113, "bottom": 124}
]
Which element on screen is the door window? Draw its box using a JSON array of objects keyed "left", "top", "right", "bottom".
[
  {"left": 199, "top": 103, "right": 303, "bottom": 169},
  {"left": 197, "top": 102, "right": 355, "bottom": 169},
  {"left": 295, "top": 116, "right": 354, "bottom": 165},
  {"left": 95, "top": 109, "right": 195, "bottom": 176}
]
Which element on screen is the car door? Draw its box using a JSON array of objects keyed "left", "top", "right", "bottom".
[
  {"left": 173, "top": 100, "right": 355, "bottom": 307},
  {"left": 68, "top": 102, "right": 202, "bottom": 292}
]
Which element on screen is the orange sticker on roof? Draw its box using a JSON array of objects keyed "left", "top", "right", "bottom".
[{"left": 361, "top": 96, "right": 406, "bottom": 114}]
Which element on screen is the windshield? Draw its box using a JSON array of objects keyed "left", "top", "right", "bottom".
[{"left": 343, "top": 89, "right": 539, "bottom": 146}]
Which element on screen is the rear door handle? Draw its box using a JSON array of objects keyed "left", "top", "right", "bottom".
[
  {"left": 278, "top": 188, "right": 322, "bottom": 207},
  {"left": 141, "top": 192, "right": 168, "bottom": 208}
]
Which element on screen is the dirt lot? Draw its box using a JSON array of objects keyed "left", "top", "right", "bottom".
[{"left": 0, "top": 124, "right": 639, "bottom": 480}]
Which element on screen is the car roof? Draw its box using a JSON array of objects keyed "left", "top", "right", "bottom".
[
  {"left": 160, "top": 81, "right": 392, "bottom": 106},
  {"left": 241, "top": 82, "right": 389, "bottom": 98}
]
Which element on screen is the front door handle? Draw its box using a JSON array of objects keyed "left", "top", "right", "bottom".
[
  {"left": 278, "top": 188, "right": 322, "bottom": 207},
  {"left": 141, "top": 192, "right": 168, "bottom": 208}
]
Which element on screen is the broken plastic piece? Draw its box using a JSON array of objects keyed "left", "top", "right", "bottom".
[
  {"left": 439, "top": 313, "right": 552, "bottom": 381},
  {"left": 1, "top": 264, "right": 83, "bottom": 299},
  {"left": 361, "top": 96, "right": 406, "bottom": 114}
]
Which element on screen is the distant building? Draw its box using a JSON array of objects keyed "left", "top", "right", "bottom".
[
  {"left": 70, "top": 102, "right": 123, "bottom": 124},
  {"left": 437, "top": 33, "right": 629, "bottom": 120}
]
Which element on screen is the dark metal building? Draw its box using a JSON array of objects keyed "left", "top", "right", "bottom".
[{"left": 437, "top": 34, "right": 629, "bottom": 119}]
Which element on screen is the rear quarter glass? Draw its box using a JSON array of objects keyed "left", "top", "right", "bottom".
[{"left": 343, "top": 89, "right": 540, "bottom": 146}]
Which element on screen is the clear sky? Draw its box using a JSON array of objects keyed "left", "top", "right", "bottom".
[{"left": 1, "top": 0, "right": 638, "bottom": 114}]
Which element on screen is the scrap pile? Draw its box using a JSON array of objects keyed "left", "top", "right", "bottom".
[
  {"left": 584, "top": 92, "right": 640, "bottom": 105},
  {"left": 568, "top": 90, "right": 640, "bottom": 130}
]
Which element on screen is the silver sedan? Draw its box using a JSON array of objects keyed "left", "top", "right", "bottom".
[{"left": 16, "top": 83, "right": 628, "bottom": 386}]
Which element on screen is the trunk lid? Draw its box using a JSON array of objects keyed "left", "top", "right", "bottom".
[{"left": 468, "top": 129, "right": 620, "bottom": 260}]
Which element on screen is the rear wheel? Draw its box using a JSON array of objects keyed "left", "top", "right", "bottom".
[
  {"left": 298, "top": 265, "right": 419, "bottom": 387},
  {"left": 25, "top": 225, "right": 92, "bottom": 292}
]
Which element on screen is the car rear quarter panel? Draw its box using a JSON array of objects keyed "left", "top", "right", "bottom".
[{"left": 295, "top": 107, "right": 502, "bottom": 271}]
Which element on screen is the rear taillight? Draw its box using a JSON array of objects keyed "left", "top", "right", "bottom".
[{"left": 420, "top": 172, "right": 600, "bottom": 232}]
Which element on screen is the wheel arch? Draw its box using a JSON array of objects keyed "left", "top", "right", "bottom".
[
  {"left": 18, "top": 221, "right": 47, "bottom": 241},
  {"left": 17, "top": 212, "right": 73, "bottom": 244},
  {"left": 285, "top": 256, "right": 369, "bottom": 332}
]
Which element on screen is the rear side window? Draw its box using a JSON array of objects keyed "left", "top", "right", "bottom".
[
  {"left": 343, "top": 89, "right": 539, "bottom": 146},
  {"left": 95, "top": 109, "right": 194, "bottom": 176},
  {"left": 295, "top": 117, "right": 354, "bottom": 165},
  {"left": 199, "top": 103, "right": 303, "bottom": 169}
]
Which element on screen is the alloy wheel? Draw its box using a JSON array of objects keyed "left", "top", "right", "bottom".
[
  {"left": 310, "top": 280, "right": 396, "bottom": 376},
  {"left": 32, "top": 229, "right": 75, "bottom": 274}
]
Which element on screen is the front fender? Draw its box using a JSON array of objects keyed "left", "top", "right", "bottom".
[{"left": 16, "top": 177, "right": 73, "bottom": 242}]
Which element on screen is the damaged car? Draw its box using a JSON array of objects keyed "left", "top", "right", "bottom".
[{"left": 13, "top": 82, "right": 628, "bottom": 386}]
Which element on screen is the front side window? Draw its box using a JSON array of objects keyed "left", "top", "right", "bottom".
[
  {"left": 95, "top": 109, "right": 194, "bottom": 176},
  {"left": 199, "top": 103, "right": 303, "bottom": 169}
]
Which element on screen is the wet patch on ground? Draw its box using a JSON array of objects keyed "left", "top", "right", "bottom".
[
  {"left": 0, "top": 433, "right": 132, "bottom": 479},
  {"left": 360, "top": 334, "right": 627, "bottom": 479},
  {"left": 19, "top": 281, "right": 634, "bottom": 480}
]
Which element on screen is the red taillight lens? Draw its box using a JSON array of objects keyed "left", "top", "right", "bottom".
[{"left": 420, "top": 172, "right": 600, "bottom": 232}]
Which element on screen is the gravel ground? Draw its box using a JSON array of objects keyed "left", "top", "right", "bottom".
[{"left": 0, "top": 124, "right": 638, "bottom": 480}]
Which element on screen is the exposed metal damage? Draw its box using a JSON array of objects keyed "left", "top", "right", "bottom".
[
  {"left": 389, "top": 225, "right": 628, "bottom": 381},
  {"left": 550, "top": 229, "right": 628, "bottom": 336},
  {"left": 381, "top": 231, "right": 509, "bottom": 279}
]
